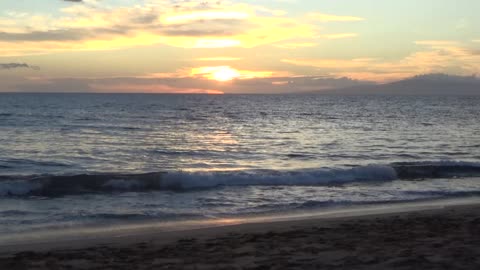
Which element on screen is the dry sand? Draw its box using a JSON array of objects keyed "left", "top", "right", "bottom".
[{"left": 0, "top": 199, "right": 479, "bottom": 269}]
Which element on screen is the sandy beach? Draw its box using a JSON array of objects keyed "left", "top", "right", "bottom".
[
  {"left": 0, "top": 199, "right": 479, "bottom": 269},
  {"left": 2, "top": 0, "right": 480, "bottom": 268}
]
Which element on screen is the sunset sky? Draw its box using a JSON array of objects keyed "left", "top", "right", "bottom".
[{"left": 1, "top": 0, "right": 479, "bottom": 93}]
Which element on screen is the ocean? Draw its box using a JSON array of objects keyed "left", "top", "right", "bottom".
[{"left": 1, "top": 93, "right": 480, "bottom": 239}]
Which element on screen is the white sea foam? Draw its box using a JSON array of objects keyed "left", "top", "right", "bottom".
[
  {"left": 0, "top": 166, "right": 397, "bottom": 196},
  {"left": 160, "top": 165, "right": 398, "bottom": 190},
  {"left": 1, "top": 161, "right": 480, "bottom": 197}
]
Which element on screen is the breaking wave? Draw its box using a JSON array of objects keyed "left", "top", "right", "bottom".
[{"left": 1, "top": 161, "right": 480, "bottom": 197}]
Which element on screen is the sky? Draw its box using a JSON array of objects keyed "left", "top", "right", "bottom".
[{"left": 0, "top": 0, "right": 479, "bottom": 94}]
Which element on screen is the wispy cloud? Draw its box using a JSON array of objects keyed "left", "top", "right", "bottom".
[
  {"left": 163, "top": 11, "right": 249, "bottom": 24},
  {"left": 282, "top": 40, "right": 480, "bottom": 82},
  {"left": 0, "top": 63, "right": 39, "bottom": 70},
  {"left": 273, "top": 42, "right": 317, "bottom": 49},
  {"left": 90, "top": 83, "right": 224, "bottom": 95},
  {"left": 0, "top": 1, "right": 318, "bottom": 55},
  {"left": 11, "top": 74, "right": 370, "bottom": 94},
  {"left": 195, "top": 57, "right": 242, "bottom": 61},
  {"left": 282, "top": 58, "right": 375, "bottom": 69}
]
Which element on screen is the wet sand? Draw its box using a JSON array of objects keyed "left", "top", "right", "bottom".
[{"left": 1, "top": 200, "right": 479, "bottom": 270}]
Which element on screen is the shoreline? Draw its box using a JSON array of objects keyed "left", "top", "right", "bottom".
[
  {"left": 1, "top": 197, "right": 479, "bottom": 254},
  {"left": 1, "top": 198, "right": 479, "bottom": 269},
  {"left": 0, "top": 198, "right": 480, "bottom": 270}
]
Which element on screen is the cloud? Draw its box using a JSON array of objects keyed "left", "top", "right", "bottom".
[
  {"left": 0, "top": 28, "right": 126, "bottom": 42},
  {"left": 10, "top": 76, "right": 369, "bottom": 94},
  {"left": 195, "top": 57, "right": 242, "bottom": 61},
  {"left": 0, "top": 1, "right": 318, "bottom": 55},
  {"left": 282, "top": 41, "right": 480, "bottom": 82},
  {"left": 163, "top": 11, "right": 249, "bottom": 24},
  {"left": 8, "top": 68, "right": 371, "bottom": 94},
  {"left": 273, "top": 42, "right": 316, "bottom": 49},
  {"left": 308, "top": 13, "right": 365, "bottom": 22},
  {"left": 90, "top": 82, "right": 224, "bottom": 94},
  {"left": 282, "top": 58, "right": 376, "bottom": 69},
  {"left": 0, "top": 63, "right": 39, "bottom": 70}
]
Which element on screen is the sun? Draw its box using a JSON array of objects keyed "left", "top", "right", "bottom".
[
  {"left": 190, "top": 66, "right": 243, "bottom": 81},
  {"left": 211, "top": 66, "right": 240, "bottom": 81}
]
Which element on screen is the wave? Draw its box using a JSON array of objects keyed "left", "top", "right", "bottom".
[
  {"left": 0, "top": 158, "right": 71, "bottom": 168},
  {"left": 392, "top": 161, "right": 480, "bottom": 179},
  {"left": 1, "top": 161, "right": 479, "bottom": 197}
]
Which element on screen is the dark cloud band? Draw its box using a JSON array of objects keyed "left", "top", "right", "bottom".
[{"left": 0, "top": 63, "right": 40, "bottom": 70}]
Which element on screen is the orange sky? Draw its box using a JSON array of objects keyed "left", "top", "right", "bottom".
[{"left": 0, "top": 0, "right": 479, "bottom": 93}]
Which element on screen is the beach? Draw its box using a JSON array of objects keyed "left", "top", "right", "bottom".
[
  {"left": 1, "top": 199, "right": 479, "bottom": 270},
  {"left": 2, "top": 0, "right": 480, "bottom": 268}
]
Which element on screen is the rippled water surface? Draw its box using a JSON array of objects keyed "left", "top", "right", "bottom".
[
  {"left": 1, "top": 93, "right": 479, "bottom": 174},
  {"left": 0, "top": 93, "right": 479, "bottom": 236}
]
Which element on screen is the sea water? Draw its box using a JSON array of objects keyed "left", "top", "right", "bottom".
[{"left": 1, "top": 93, "right": 479, "bottom": 237}]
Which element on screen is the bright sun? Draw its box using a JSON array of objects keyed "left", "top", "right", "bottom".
[{"left": 212, "top": 66, "right": 240, "bottom": 81}]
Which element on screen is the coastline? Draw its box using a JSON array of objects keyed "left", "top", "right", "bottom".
[{"left": 1, "top": 197, "right": 479, "bottom": 269}]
